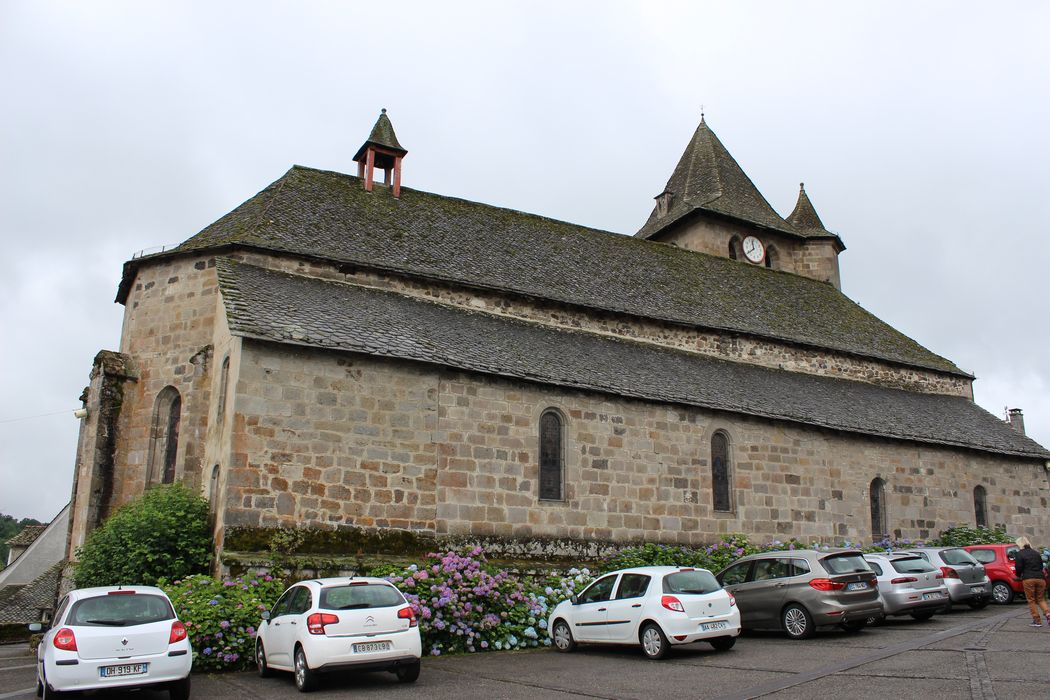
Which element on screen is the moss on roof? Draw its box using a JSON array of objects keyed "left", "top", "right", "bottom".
[{"left": 127, "top": 164, "right": 964, "bottom": 376}]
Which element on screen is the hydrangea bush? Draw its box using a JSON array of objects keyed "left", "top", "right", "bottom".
[{"left": 159, "top": 574, "right": 284, "bottom": 671}]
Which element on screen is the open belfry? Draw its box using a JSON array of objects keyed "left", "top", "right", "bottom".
[{"left": 66, "top": 110, "right": 1050, "bottom": 565}]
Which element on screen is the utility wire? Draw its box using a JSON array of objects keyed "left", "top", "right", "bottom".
[{"left": 0, "top": 409, "right": 80, "bottom": 425}]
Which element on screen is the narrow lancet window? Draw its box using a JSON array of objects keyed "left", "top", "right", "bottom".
[
  {"left": 539, "top": 410, "right": 564, "bottom": 500},
  {"left": 712, "top": 432, "right": 732, "bottom": 512},
  {"left": 148, "top": 386, "right": 182, "bottom": 485},
  {"left": 974, "top": 485, "right": 988, "bottom": 528},
  {"left": 870, "top": 478, "right": 887, "bottom": 539}
]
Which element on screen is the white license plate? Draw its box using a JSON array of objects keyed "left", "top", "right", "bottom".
[
  {"left": 922, "top": 592, "right": 944, "bottom": 600},
  {"left": 352, "top": 641, "right": 391, "bottom": 653},
  {"left": 100, "top": 663, "right": 147, "bottom": 678},
  {"left": 847, "top": 582, "right": 868, "bottom": 591},
  {"left": 970, "top": 585, "right": 985, "bottom": 593},
  {"left": 700, "top": 621, "right": 728, "bottom": 632}
]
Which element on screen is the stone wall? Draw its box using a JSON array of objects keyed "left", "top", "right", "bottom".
[
  {"left": 217, "top": 342, "right": 1048, "bottom": 551},
  {"left": 231, "top": 251, "right": 971, "bottom": 398}
]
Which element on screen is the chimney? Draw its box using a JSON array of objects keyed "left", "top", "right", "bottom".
[{"left": 1007, "top": 408, "right": 1026, "bottom": 435}]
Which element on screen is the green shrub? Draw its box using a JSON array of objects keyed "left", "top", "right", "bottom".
[
  {"left": 929, "top": 525, "right": 1014, "bottom": 547},
  {"left": 74, "top": 483, "right": 212, "bottom": 588},
  {"left": 160, "top": 574, "right": 284, "bottom": 671}
]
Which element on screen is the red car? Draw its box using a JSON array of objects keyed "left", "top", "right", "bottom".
[{"left": 964, "top": 544, "right": 1050, "bottom": 604}]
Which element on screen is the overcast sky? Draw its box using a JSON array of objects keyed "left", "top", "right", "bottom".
[{"left": 2, "top": 1, "right": 1048, "bottom": 522}]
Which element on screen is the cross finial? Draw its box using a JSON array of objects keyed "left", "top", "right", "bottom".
[{"left": 700, "top": 104, "right": 705, "bottom": 121}]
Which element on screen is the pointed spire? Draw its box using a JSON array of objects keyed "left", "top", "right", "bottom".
[
  {"left": 353, "top": 109, "right": 408, "bottom": 198},
  {"left": 786, "top": 182, "right": 830, "bottom": 235},
  {"left": 637, "top": 118, "right": 797, "bottom": 239}
]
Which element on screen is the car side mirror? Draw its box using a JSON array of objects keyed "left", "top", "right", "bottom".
[
  {"left": 1007, "top": 553, "right": 1016, "bottom": 560},
  {"left": 27, "top": 623, "right": 43, "bottom": 633},
  {"left": 570, "top": 594, "right": 578, "bottom": 605},
  {"left": 261, "top": 611, "right": 271, "bottom": 621}
]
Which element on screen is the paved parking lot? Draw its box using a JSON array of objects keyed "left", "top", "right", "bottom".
[{"left": 2, "top": 605, "right": 1047, "bottom": 699}]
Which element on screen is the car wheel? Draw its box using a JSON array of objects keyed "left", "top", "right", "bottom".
[
  {"left": 967, "top": 598, "right": 989, "bottom": 610},
  {"left": 35, "top": 675, "right": 43, "bottom": 698},
  {"left": 910, "top": 611, "right": 935, "bottom": 622},
  {"left": 841, "top": 620, "right": 866, "bottom": 632},
  {"left": 40, "top": 670, "right": 64, "bottom": 699},
  {"left": 169, "top": 675, "right": 191, "bottom": 700},
  {"left": 782, "top": 604, "right": 815, "bottom": 640},
  {"left": 991, "top": 581, "right": 1014, "bottom": 605},
  {"left": 640, "top": 622, "right": 670, "bottom": 660},
  {"left": 256, "top": 640, "right": 273, "bottom": 678},
  {"left": 395, "top": 660, "right": 421, "bottom": 683},
  {"left": 552, "top": 620, "right": 576, "bottom": 653},
  {"left": 708, "top": 635, "right": 736, "bottom": 651},
  {"left": 294, "top": 646, "right": 319, "bottom": 693}
]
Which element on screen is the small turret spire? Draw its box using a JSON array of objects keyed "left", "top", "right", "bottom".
[
  {"left": 353, "top": 109, "right": 408, "bottom": 198},
  {"left": 786, "top": 182, "right": 829, "bottom": 234}
]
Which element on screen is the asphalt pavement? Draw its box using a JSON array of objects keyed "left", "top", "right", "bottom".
[{"left": 1, "top": 604, "right": 1047, "bottom": 699}]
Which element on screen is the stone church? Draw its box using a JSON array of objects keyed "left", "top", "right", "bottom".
[{"left": 66, "top": 110, "right": 1050, "bottom": 565}]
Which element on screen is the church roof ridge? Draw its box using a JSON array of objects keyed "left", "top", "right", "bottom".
[
  {"left": 637, "top": 119, "right": 801, "bottom": 239},
  {"left": 214, "top": 258, "right": 1048, "bottom": 460},
  {"left": 120, "top": 164, "right": 967, "bottom": 377}
]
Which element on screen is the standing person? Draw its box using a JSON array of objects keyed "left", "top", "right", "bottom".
[{"left": 1013, "top": 537, "right": 1050, "bottom": 627}]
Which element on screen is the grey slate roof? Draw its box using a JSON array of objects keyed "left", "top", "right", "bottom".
[
  {"left": 0, "top": 562, "right": 62, "bottom": 624},
  {"left": 215, "top": 259, "right": 1050, "bottom": 460},
  {"left": 143, "top": 164, "right": 965, "bottom": 377},
  {"left": 787, "top": 183, "right": 831, "bottom": 235},
  {"left": 353, "top": 109, "right": 406, "bottom": 161},
  {"left": 5, "top": 525, "right": 46, "bottom": 547},
  {"left": 637, "top": 119, "right": 816, "bottom": 240}
]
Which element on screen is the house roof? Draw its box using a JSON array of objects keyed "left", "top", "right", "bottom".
[
  {"left": 0, "top": 562, "right": 62, "bottom": 624},
  {"left": 635, "top": 118, "right": 838, "bottom": 244},
  {"left": 5, "top": 525, "right": 46, "bottom": 548},
  {"left": 214, "top": 259, "right": 1049, "bottom": 460},
  {"left": 786, "top": 183, "right": 831, "bottom": 235},
  {"left": 128, "top": 164, "right": 965, "bottom": 377}
]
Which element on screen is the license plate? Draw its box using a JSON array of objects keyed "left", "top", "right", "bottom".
[
  {"left": 700, "top": 621, "right": 728, "bottom": 632},
  {"left": 352, "top": 641, "right": 391, "bottom": 653},
  {"left": 847, "top": 582, "right": 867, "bottom": 591},
  {"left": 100, "top": 663, "right": 147, "bottom": 678},
  {"left": 970, "top": 585, "right": 985, "bottom": 593},
  {"left": 922, "top": 592, "right": 943, "bottom": 600}
]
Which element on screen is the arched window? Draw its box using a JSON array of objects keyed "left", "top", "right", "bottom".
[
  {"left": 974, "top": 485, "right": 988, "bottom": 528},
  {"left": 869, "top": 478, "right": 887, "bottom": 539},
  {"left": 539, "top": 410, "right": 564, "bottom": 500},
  {"left": 147, "top": 386, "right": 182, "bottom": 485},
  {"left": 216, "top": 355, "right": 230, "bottom": 423},
  {"left": 765, "top": 245, "right": 778, "bottom": 269},
  {"left": 711, "top": 431, "right": 732, "bottom": 512},
  {"left": 728, "top": 236, "right": 741, "bottom": 260}
]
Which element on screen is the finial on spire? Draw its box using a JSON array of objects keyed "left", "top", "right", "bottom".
[
  {"left": 381, "top": 107, "right": 387, "bottom": 114},
  {"left": 700, "top": 104, "right": 705, "bottom": 122},
  {"left": 800, "top": 182, "right": 805, "bottom": 191}
]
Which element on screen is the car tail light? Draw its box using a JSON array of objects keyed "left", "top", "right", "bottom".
[
  {"left": 808, "top": 578, "right": 846, "bottom": 591},
  {"left": 107, "top": 590, "right": 136, "bottom": 595},
  {"left": 53, "top": 628, "right": 77, "bottom": 651},
  {"left": 728, "top": 592, "right": 736, "bottom": 607},
  {"left": 169, "top": 620, "right": 188, "bottom": 644},
  {"left": 940, "top": 567, "right": 960, "bottom": 579},
  {"left": 306, "top": 612, "right": 339, "bottom": 635},
  {"left": 398, "top": 606, "right": 418, "bottom": 627},
  {"left": 661, "top": 595, "right": 685, "bottom": 613},
  {"left": 890, "top": 577, "right": 918, "bottom": 585},
  {"left": 679, "top": 568, "right": 694, "bottom": 572}
]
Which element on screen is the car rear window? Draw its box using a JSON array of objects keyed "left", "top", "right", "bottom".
[
  {"left": 890, "top": 557, "right": 936, "bottom": 574},
  {"left": 67, "top": 594, "right": 174, "bottom": 627},
  {"left": 319, "top": 583, "right": 405, "bottom": 610},
  {"left": 941, "top": 548, "right": 979, "bottom": 566},
  {"left": 968, "top": 549, "right": 996, "bottom": 564},
  {"left": 663, "top": 570, "right": 720, "bottom": 595},
  {"left": 821, "top": 554, "right": 872, "bottom": 575}
]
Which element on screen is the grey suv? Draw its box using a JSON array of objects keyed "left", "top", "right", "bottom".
[{"left": 715, "top": 550, "right": 883, "bottom": 639}]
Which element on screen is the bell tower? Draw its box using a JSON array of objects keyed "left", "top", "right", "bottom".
[{"left": 353, "top": 108, "right": 408, "bottom": 198}]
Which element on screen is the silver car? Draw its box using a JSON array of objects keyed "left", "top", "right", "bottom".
[
  {"left": 863, "top": 553, "right": 949, "bottom": 621},
  {"left": 716, "top": 550, "right": 883, "bottom": 639},
  {"left": 901, "top": 547, "right": 990, "bottom": 608}
]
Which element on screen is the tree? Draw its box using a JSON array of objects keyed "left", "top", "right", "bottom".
[{"left": 73, "top": 483, "right": 212, "bottom": 587}]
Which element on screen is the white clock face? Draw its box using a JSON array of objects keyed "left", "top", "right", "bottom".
[{"left": 742, "top": 235, "right": 765, "bottom": 263}]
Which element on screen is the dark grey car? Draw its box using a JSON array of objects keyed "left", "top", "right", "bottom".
[{"left": 715, "top": 550, "right": 883, "bottom": 639}]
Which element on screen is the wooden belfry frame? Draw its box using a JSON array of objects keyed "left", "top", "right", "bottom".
[{"left": 353, "top": 108, "right": 407, "bottom": 199}]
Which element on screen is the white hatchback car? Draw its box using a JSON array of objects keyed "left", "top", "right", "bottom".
[
  {"left": 256, "top": 577, "right": 422, "bottom": 692},
  {"left": 547, "top": 566, "right": 741, "bottom": 659},
  {"left": 31, "top": 585, "right": 192, "bottom": 699}
]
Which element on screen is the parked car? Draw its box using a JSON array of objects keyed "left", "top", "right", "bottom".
[
  {"left": 964, "top": 543, "right": 1050, "bottom": 605},
  {"left": 30, "top": 585, "right": 192, "bottom": 700},
  {"left": 714, "top": 549, "right": 883, "bottom": 639},
  {"left": 546, "top": 566, "right": 740, "bottom": 659},
  {"left": 256, "top": 577, "right": 421, "bottom": 692},
  {"left": 901, "top": 547, "right": 990, "bottom": 608},
  {"left": 862, "top": 553, "right": 949, "bottom": 621}
]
